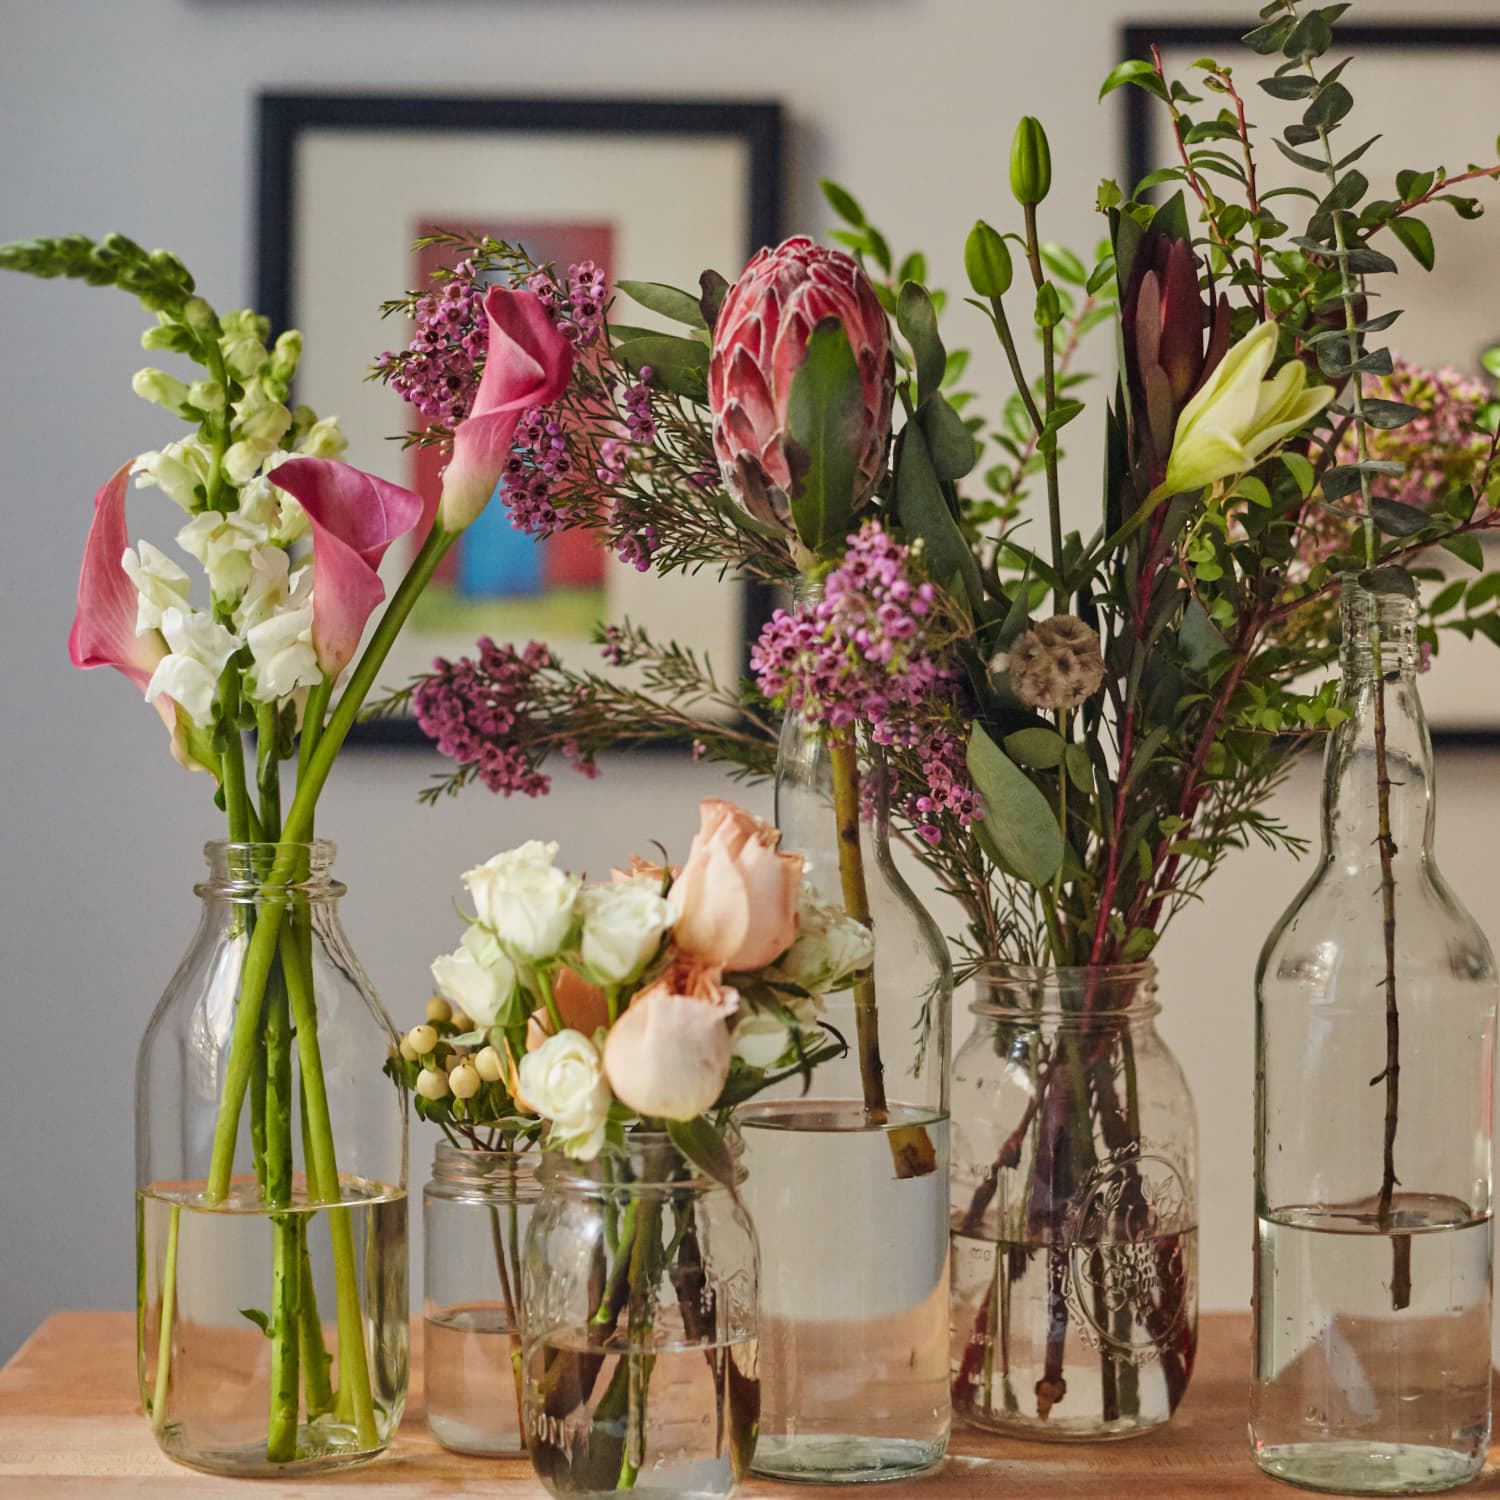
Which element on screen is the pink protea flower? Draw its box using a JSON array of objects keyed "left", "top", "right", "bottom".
[{"left": 709, "top": 236, "right": 894, "bottom": 530}]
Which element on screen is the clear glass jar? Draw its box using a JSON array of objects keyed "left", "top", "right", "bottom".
[
  {"left": 135, "top": 842, "right": 408, "bottom": 1476},
  {"left": 949, "top": 962, "right": 1198, "bottom": 1441},
  {"left": 520, "top": 1131, "right": 759, "bottom": 1499},
  {"left": 737, "top": 681, "right": 953, "bottom": 1484},
  {"left": 1252, "top": 581, "right": 1497, "bottom": 1494},
  {"left": 424, "top": 1142, "right": 538, "bottom": 1455}
]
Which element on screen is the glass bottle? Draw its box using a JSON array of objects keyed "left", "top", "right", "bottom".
[
  {"left": 1252, "top": 580, "right": 1497, "bottom": 1495},
  {"left": 424, "top": 1142, "right": 538, "bottom": 1455},
  {"left": 136, "top": 842, "right": 408, "bottom": 1475},
  {"left": 736, "top": 679, "right": 953, "bottom": 1483},
  {"left": 520, "top": 1130, "right": 759, "bottom": 1499},
  {"left": 949, "top": 962, "right": 1198, "bottom": 1440}
]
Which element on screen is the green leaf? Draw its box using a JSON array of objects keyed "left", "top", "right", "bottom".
[
  {"left": 1003, "top": 727, "right": 1066, "bottom": 769},
  {"left": 1467, "top": 573, "right": 1500, "bottom": 609},
  {"left": 1064, "top": 742, "right": 1093, "bottom": 794},
  {"left": 897, "top": 281, "right": 946, "bottom": 406},
  {"left": 1370, "top": 495, "right": 1432, "bottom": 536},
  {"left": 1243, "top": 15, "right": 1294, "bottom": 53},
  {"left": 613, "top": 334, "right": 709, "bottom": 399},
  {"left": 964, "top": 220, "right": 1013, "bottom": 298},
  {"left": 1361, "top": 398, "right": 1421, "bottom": 430},
  {"left": 1040, "top": 242, "right": 1088, "bottom": 286},
  {"left": 666, "top": 1117, "right": 739, "bottom": 1191},
  {"left": 1389, "top": 216, "right": 1435, "bottom": 271},
  {"left": 784, "top": 320, "right": 864, "bottom": 553},
  {"left": 1261, "top": 74, "right": 1319, "bottom": 101},
  {"left": 698, "top": 269, "right": 729, "bottom": 328},
  {"left": 1319, "top": 170, "right": 1368, "bottom": 215},
  {"left": 966, "top": 726, "right": 1064, "bottom": 887},
  {"left": 1235, "top": 475, "right": 1272, "bottom": 508},
  {"left": 894, "top": 424, "right": 983, "bottom": 611},
  {"left": 1360, "top": 564, "right": 1419, "bottom": 599},
  {"left": 613, "top": 279, "right": 707, "bottom": 329},
  {"left": 1305, "top": 82, "right": 1354, "bottom": 129},
  {"left": 1430, "top": 578, "right": 1467, "bottom": 614},
  {"left": 239, "top": 1307, "right": 273, "bottom": 1338},
  {"left": 1099, "top": 58, "right": 1169, "bottom": 101},
  {"left": 820, "top": 179, "right": 866, "bottom": 228},
  {"left": 1442, "top": 534, "right": 1485, "bottom": 572},
  {"left": 1283, "top": 10, "right": 1332, "bottom": 59},
  {"left": 1282, "top": 451, "right": 1316, "bottom": 498},
  {"left": 922, "top": 394, "right": 980, "bottom": 481},
  {"left": 897, "top": 251, "right": 927, "bottom": 287}
]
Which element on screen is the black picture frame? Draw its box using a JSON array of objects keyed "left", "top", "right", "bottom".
[
  {"left": 1117, "top": 22, "right": 1500, "bottom": 745},
  {"left": 255, "top": 93, "right": 783, "bottom": 747}
]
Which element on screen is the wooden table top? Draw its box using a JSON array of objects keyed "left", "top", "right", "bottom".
[{"left": 0, "top": 1311, "right": 1496, "bottom": 1497}]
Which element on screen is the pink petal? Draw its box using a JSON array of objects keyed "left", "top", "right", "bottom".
[
  {"left": 69, "top": 464, "right": 167, "bottom": 693},
  {"left": 268, "top": 457, "right": 426, "bottom": 676},
  {"left": 439, "top": 287, "right": 576, "bottom": 531}
]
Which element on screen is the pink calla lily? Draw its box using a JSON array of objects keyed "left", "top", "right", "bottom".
[
  {"left": 267, "top": 457, "right": 426, "bottom": 677},
  {"left": 70, "top": 464, "right": 206, "bottom": 769},
  {"left": 439, "top": 287, "right": 576, "bottom": 532}
]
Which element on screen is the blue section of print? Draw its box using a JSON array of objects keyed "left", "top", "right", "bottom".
[{"left": 457, "top": 482, "right": 541, "bottom": 597}]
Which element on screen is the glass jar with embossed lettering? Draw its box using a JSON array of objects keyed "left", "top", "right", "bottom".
[
  {"left": 949, "top": 962, "right": 1198, "bottom": 1441},
  {"left": 520, "top": 1129, "right": 759, "bottom": 1498}
]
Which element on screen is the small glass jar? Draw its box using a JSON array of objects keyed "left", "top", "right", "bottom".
[
  {"left": 424, "top": 1142, "right": 539, "bottom": 1455},
  {"left": 949, "top": 962, "right": 1198, "bottom": 1441},
  {"left": 521, "top": 1131, "right": 759, "bottom": 1499},
  {"left": 136, "top": 842, "right": 408, "bottom": 1476}
]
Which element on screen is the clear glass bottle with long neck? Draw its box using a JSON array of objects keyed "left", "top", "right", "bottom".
[{"left": 1251, "top": 581, "right": 1497, "bottom": 1495}]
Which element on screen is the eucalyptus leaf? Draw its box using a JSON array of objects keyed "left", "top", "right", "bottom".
[
  {"left": 1370, "top": 495, "right": 1432, "bottom": 537},
  {"left": 895, "top": 425, "right": 984, "bottom": 611},
  {"left": 923, "top": 394, "right": 980, "bottom": 481},
  {"left": 897, "top": 281, "right": 946, "bottom": 407},
  {"left": 614, "top": 279, "right": 707, "bottom": 329},
  {"left": 1003, "top": 727, "right": 1066, "bottom": 769},
  {"left": 1361, "top": 398, "right": 1422, "bottom": 429},
  {"left": 966, "top": 726, "right": 1064, "bottom": 887}
]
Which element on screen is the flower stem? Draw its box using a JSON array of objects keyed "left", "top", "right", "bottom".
[
  {"left": 150, "top": 1203, "right": 180, "bottom": 1433},
  {"left": 1023, "top": 202, "right": 1066, "bottom": 612},
  {"left": 828, "top": 738, "right": 887, "bottom": 1122}
]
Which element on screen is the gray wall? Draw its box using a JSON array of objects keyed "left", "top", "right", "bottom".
[{"left": 4, "top": 0, "right": 1500, "bottom": 1361}]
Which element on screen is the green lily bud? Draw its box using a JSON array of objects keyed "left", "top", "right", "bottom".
[
  {"left": 1034, "top": 281, "right": 1063, "bottom": 330},
  {"left": 964, "top": 220, "right": 1013, "bottom": 298},
  {"left": 1010, "top": 116, "right": 1053, "bottom": 207}
]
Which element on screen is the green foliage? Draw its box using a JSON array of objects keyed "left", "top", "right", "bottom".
[
  {"left": 966, "top": 726, "right": 1064, "bottom": 886},
  {"left": 0, "top": 232, "right": 196, "bottom": 315},
  {"left": 785, "top": 322, "right": 865, "bottom": 553}
]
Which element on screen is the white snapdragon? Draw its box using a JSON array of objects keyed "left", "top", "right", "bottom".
[
  {"left": 245, "top": 603, "right": 318, "bottom": 703},
  {"left": 131, "top": 368, "right": 193, "bottom": 416},
  {"left": 463, "top": 843, "right": 580, "bottom": 962},
  {"left": 431, "top": 927, "right": 520, "bottom": 1029},
  {"left": 177, "top": 510, "right": 268, "bottom": 606},
  {"left": 297, "top": 415, "right": 347, "bottom": 460},
  {"left": 578, "top": 882, "right": 676, "bottom": 985},
  {"left": 133, "top": 438, "right": 213, "bottom": 512},
  {"left": 223, "top": 381, "right": 294, "bottom": 485},
  {"left": 238, "top": 466, "right": 309, "bottom": 548},
  {"left": 235, "top": 548, "right": 306, "bottom": 631},
  {"left": 519, "top": 1029, "right": 611, "bottom": 1160},
  {"left": 121, "top": 541, "right": 191, "bottom": 633},
  {"left": 145, "top": 606, "right": 239, "bottom": 725}
]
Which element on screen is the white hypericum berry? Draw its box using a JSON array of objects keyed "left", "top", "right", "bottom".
[
  {"left": 449, "top": 1062, "right": 482, "bottom": 1100},
  {"left": 474, "top": 1045, "right": 504, "bottom": 1083},
  {"left": 443, "top": 1051, "right": 467, "bottom": 1073},
  {"left": 399, "top": 1036, "right": 419, "bottom": 1063},
  {"left": 449, "top": 1010, "right": 473, "bottom": 1033},
  {"left": 407, "top": 1024, "right": 438, "bottom": 1056},
  {"left": 425, "top": 995, "right": 453, "bottom": 1024},
  {"left": 415, "top": 1067, "right": 450, "bottom": 1101}
]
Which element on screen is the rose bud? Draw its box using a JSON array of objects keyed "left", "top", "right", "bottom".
[{"left": 603, "top": 973, "right": 738, "bottom": 1121}]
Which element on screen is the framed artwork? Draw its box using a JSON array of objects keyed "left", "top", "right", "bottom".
[
  {"left": 256, "top": 93, "right": 782, "bottom": 743},
  {"left": 1119, "top": 23, "right": 1500, "bottom": 738}
]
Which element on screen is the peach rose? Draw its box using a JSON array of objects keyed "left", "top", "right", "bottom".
[
  {"left": 602, "top": 967, "right": 738, "bottom": 1121},
  {"left": 672, "top": 800, "right": 803, "bottom": 971},
  {"left": 526, "top": 966, "right": 612, "bottom": 1052}
]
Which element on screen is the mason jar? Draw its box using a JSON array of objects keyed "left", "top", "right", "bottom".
[
  {"left": 521, "top": 1130, "right": 759, "bottom": 1499},
  {"left": 424, "top": 1142, "right": 539, "bottom": 1455},
  {"left": 949, "top": 962, "right": 1198, "bottom": 1441}
]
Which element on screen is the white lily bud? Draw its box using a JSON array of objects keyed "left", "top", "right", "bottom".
[
  {"left": 449, "top": 1062, "right": 482, "bottom": 1100},
  {"left": 407, "top": 1024, "right": 438, "bottom": 1056},
  {"left": 415, "top": 1067, "right": 449, "bottom": 1101},
  {"left": 474, "top": 1045, "right": 504, "bottom": 1083},
  {"left": 425, "top": 996, "right": 452, "bottom": 1024}
]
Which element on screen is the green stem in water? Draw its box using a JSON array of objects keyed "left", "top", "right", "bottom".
[
  {"left": 297, "top": 1089, "right": 336, "bottom": 1421},
  {"left": 151, "top": 1203, "right": 181, "bottom": 1433},
  {"left": 267, "top": 1213, "right": 302, "bottom": 1461}
]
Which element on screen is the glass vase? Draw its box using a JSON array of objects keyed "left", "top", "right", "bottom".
[
  {"left": 135, "top": 842, "right": 408, "bottom": 1476},
  {"left": 948, "top": 962, "right": 1198, "bottom": 1441},
  {"left": 1252, "top": 580, "right": 1497, "bottom": 1495},
  {"left": 424, "top": 1141, "right": 538, "bottom": 1455},
  {"left": 737, "top": 696, "right": 953, "bottom": 1484},
  {"left": 520, "top": 1130, "right": 759, "bottom": 1499}
]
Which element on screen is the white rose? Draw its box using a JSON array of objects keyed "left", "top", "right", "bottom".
[
  {"left": 578, "top": 883, "right": 675, "bottom": 985},
  {"left": 431, "top": 933, "right": 519, "bottom": 1029},
  {"left": 519, "top": 1029, "right": 611, "bottom": 1159},
  {"left": 145, "top": 606, "right": 239, "bottom": 725},
  {"left": 121, "top": 541, "right": 191, "bottom": 633},
  {"left": 732, "top": 993, "right": 821, "bottom": 1069},
  {"left": 774, "top": 888, "right": 875, "bottom": 994},
  {"left": 464, "top": 844, "right": 578, "bottom": 962}
]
